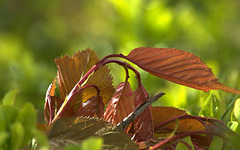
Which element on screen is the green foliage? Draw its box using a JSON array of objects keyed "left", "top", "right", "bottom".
[
  {"left": 175, "top": 136, "right": 194, "bottom": 150},
  {"left": 199, "top": 91, "right": 221, "bottom": 119},
  {"left": 233, "top": 98, "right": 240, "bottom": 123},
  {"left": 81, "top": 137, "right": 103, "bottom": 150},
  {"left": 1, "top": 0, "right": 240, "bottom": 113},
  {"left": 62, "top": 137, "right": 103, "bottom": 150},
  {"left": 2, "top": 89, "right": 19, "bottom": 106},
  {"left": 0, "top": 90, "right": 49, "bottom": 150},
  {"left": 209, "top": 136, "right": 223, "bottom": 150},
  {"left": 230, "top": 98, "right": 240, "bottom": 135},
  {"left": 1, "top": 0, "right": 240, "bottom": 149}
]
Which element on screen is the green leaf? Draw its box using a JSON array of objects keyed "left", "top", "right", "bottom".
[
  {"left": 81, "top": 136, "right": 103, "bottom": 150},
  {"left": 32, "top": 129, "right": 50, "bottom": 150},
  {"left": 10, "top": 122, "right": 24, "bottom": 149},
  {"left": 0, "top": 105, "right": 18, "bottom": 149},
  {"left": 199, "top": 91, "right": 220, "bottom": 118},
  {"left": 209, "top": 136, "right": 223, "bottom": 150},
  {"left": 233, "top": 98, "right": 240, "bottom": 123},
  {"left": 2, "top": 89, "right": 19, "bottom": 106},
  {"left": 0, "top": 131, "right": 9, "bottom": 146},
  {"left": 16, "top": 103, "right": 37, "bottom": 145},
  {"left": 227, "top": 121, "right": 239, "bottom": 132},
  {"left": 0, "top": 105, "right": 18, "bottom": 130},
  {"left": 63, "top": 145, "right": 81, "bottom": 150},
  {"left": 175, "top": 136, "right": 194, "bottom": 150}
]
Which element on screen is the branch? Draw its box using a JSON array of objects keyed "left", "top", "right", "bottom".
[{"left": 117, "top": 92, "right": 165, "bottom": 130}]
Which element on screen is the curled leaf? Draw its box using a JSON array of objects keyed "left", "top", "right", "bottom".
[
  {"left": 75, "top": 96, "right": 104, "bottom": 118},
  {"left": 132, "top": 86, "right": 154, "bottom": 141},
  {"left": 104, "top": 82, "right": 134, "bottom": 124},
  {"left": 127, "top": 47, "right": 240, "bottom": 94},
  {"left": 152, "top": 107, "right": 207, "bottom": 132},
  {"left": 44, "top": 80, "right": 57, "bottom": 124},
  {"left": 54, "top": 49, "right": 114, "bottom": 113}
]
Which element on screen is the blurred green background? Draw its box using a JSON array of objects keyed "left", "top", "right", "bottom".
[{"left": 0, "top": 0, "right": 240, "bottom": 121}]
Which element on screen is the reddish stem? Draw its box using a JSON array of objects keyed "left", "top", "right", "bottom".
[
  {"left": 154, "top": 114, "right": 215, "bottom": 144},
  {"left": 155, "top": 115, "right": 215, "bottom": 132},
  {"left": 52, "top": 65, "right": 100, "bottom": 122},
  {"left": 102, "top": 59, "right": 149, "bottom": 98},
  {"left": 178, "top": 140, "right": 192, "bottom": 150},
  {"left": 149, "top": 130, "right": 227, "bottom": 150},
  {"left": 51, "top": 53, "right": 147, "bottom": 123}
]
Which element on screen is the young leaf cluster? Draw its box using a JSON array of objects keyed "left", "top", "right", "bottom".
[{"left": 39, "top": 47, "right": 240, "bottom": 149}]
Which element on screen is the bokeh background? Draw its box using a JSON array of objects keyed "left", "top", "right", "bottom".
[{"left": 1, "top": 0, "right": 240, "bottom": 121}]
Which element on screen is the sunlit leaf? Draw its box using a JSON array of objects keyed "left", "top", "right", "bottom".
[
  {"left": 75, "top": 96, "right": 104, "bottom": 118},
  {"left": 152, "top": 106, "right": 187, "bottom": 127},
  {"left": 233, "top": 98, "right": 240, "bottom": 123},
  {"left": 81, "top": 137, "right": 103, "bottom": 150},
  {"left": 104, "top": 82, "right": 134, "bottom": 124},
  {"left": 132, "top": 86, "right": 154, "bottom": 141},
  {"left": 2, "top": 89, "right": 19, "bottom": 106},
  {"left": 175, "top": 136, "right": 194, "bottom": 150},
  {"left": 209, "top": 136, "right": 223, "bottom": 150},
  {"left": 82, "top": 50, "right": 115, "bottom": 105},
  {"left": 228, "top": 121, "right": 238, "bottom": 132},
  {"left": 55, "top": 49, "right": 114, "bottom": 114},
  {"left": 152, "top": 107, "right": 219, "bottom": 149},
  {"left": 199, "top": 92, "right": 220, "bottom": 118},
  {"left": 152, "top": 107, "right": 208, "bottom": 134},
  {"left": 127, "top": 47, "right": 240, "bottom": 94}
]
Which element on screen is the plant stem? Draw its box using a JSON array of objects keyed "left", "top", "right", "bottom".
[
  {"left": 101, "top": 59, "right": 148, "bottom": 98},
  {"left": 51, "top": 53, "right": 148, "bottom": 123},
  {"left": 52, "top": 65, "right": 101, "bottom": 122},
  {"left": 117, "top": 92, "right": 165, "bottom": 130},
  {"left": 149, "top": 130, "right": 228, "bottom": 150}
]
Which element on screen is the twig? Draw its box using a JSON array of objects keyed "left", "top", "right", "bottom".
[{"left": 117, "top": 92, "right": 165, "bottom": 130}]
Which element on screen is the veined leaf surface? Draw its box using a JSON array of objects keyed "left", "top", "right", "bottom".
[
  {"left": 104, "top": 82, "right": 134, "bottom": 124},
  {"left": 75, "top": 96, "right": 104, "bottom": 118},
  {"left": 152, "top": 107, "right": 210, "bottom": 133},
  {"left": 54, "top": 49, "right": 114, "bottom": 113},
  {"left": 132, "top": 86, "right": 154, "bottom": 141},
  {"left": 48, "top": 117, "right": 137, "bottom": 150},
  {"left": 127, "top": 47, "right": 240, "bottom": 94}
]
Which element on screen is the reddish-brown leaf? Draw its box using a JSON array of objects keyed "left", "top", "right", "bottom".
[
  {"left": 127, "top": 47, "right": 240, "bottom": 94},
  {"left": 152, "top": 107, "right": 208, "bottom": 134},
  {"left": 48, "top": 117, "right": 112, "bottom": 139},
  {"left": 152, "top": 106, "right": 187, "bottom": 127},
  {"left": 48, "top": 117, "right": 138, "bottom": 150},
  {"left": 132, "top": 86, "right": 154, "bottom": 141},
  {"left": 54, "top": 49, "right": 115, "bottom": 113},
  {"left": 44, "top": 80, "right": 57, "bottom": 124},
  {"left": 75, "top": 96, "right": 104, "bottom": 118},
  {"left": 104, "top": 82, "right": 134, "bottom": 124},
  {"left": 45, "top": 96, "right": 75, "bottom": 124},
  {"left": 152, "top": 107, "right": 216, "bottom": 149}
]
